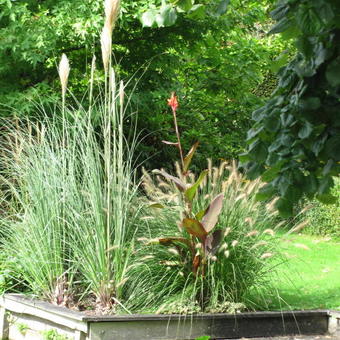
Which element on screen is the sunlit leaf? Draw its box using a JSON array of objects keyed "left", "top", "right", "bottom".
[
  {"left": 141, "top": 10, "right": 156, "bottom": 27},
  {"left": 181, "top": 218, "right": 207, "bottom": 240},
  {"left": 195, "top": 209, "right": 206, "bottom": 221},
  {"left": 185, "top": 169, "right": 208, "bottom": 202},
  {"left": 183, "top": 141, "right": 199, "bottom": 173},
  {"left": 201, "top": 194, "right": 224, "bottom": 232},
  {"left": 159, "top": 4, "right": 177, "bottom": 27}
]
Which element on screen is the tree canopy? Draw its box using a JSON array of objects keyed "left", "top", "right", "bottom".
[
  {"left": 0, "top": 0, "right": 284, "bottom": 169},
  {"left": 241, "top": 0, "right": 340, "bottom": 216}
]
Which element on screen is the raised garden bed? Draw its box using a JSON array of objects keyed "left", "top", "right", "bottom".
[{"left": 0, "top": 294, "right": 339, "bottom": 340}]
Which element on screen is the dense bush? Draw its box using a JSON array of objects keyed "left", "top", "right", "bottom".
[{"left": 304, "top": 177, "right": 340, "bottom": 239}]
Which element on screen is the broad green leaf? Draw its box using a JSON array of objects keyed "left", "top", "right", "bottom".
[
  {"left": 248, "top": 140, "right": 267, "bottom": 162},
  {"left": 268, "top": 18, "right": 291, "bottom": 35},
  {"left": 322, "top": 160, "right": 335, "bottom": 176},
  {"left": 264, "top": 117, "right": 280, "bottom": 133},
  {"left": 311, "top": 134, "right": 327, "bottom": 156},
  {"left": 201, "top": 194, "right": 224, "bottom": 232},
  {"left": 188, "top": 4, "right": 205, "bottom": 19},
  {"left": 283, "top": 185, "right": 302, "bottom": 203},
  {"left": 183, "top": 141, "right": 199, "bottom": 173},
  {"left": 317, "top": 2, "right": 334, "bottom": 23},
  {"left": 177, "top": 0, "right": 193, "bottom": 12},
  {"left": 247, "top": 125, "right": 264, "bottom": 141},
  {"left": 298, "top": 122, "right": 314, "bottom": 139},
  {"left": 297, "top": 8, "right": 322, "bottom": 35},
  {"left": 159, "top": 4, "right": 177, "bottom": 27},
  {"left": 141, "top": 10, "right": 156, "bottom": 27},
  {"left": 152, "top": 169, "right": 187, "bottom": 191},
  {"left": 318, "top": 176, "right": 334, "bottom": 195},
  {"left": 277, "top": 174, "right": 293, "bottom": 196},
  {"left": 185, "top": 170, "right": 208, "bottom": 202},
  {"left": 239, "top": 152, "right": 251, "bottom": 163},
  {"left": 255, "top": 184, "right": 276, "bottom": 201},
  {"left": 326, "top": 60, "right": 340, "bottom": 87},
  {"left": 216, "top": 0, "right": 230, "bottom": 16},
  {"left": 275, "top": 197, "right": 293, "bottom": 217},
  {"left": 252, "top": 107, "right": 266, "bottom": 121},
  {"left": 301, "top": 174, "right": 318, "bottom": 194},
  {"left": 270, "top": 4, "right": 289, "bottom": 21},
  {"left": 280, "top": 113, "right": 294, "bottom": 127},
  {"left": 268, "top": 139, "right": 282, "bottom": 153},
  {"left": 299, "top": 97, "right": 321, "bottom": 111},
  {"left": 261, "top": 162, "right": 284, "bottom": 182},
  {"left": 181, "top": 218, "right": 207, "bottom": 240},
  {"left": 156, "top": 13, "right": 165, "bottom": 27},
  {"left": 246, "top": 162, "right": 265, "bottom": 180},
  {"left": 270, "top": 52, "right": 289, "bottom": 73}
]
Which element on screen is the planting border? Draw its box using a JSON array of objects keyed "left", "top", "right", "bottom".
[{"left": 0, "top": 294, "right": 339, "bottom": 340}]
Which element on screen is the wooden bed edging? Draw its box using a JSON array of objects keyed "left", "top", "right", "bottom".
[{"left": 1, "top": 294, "right": 339, "bottom": 340}]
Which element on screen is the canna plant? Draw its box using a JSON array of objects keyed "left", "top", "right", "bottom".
[{"left": 145, "top": 93, "right": 226, "bottom": 278}]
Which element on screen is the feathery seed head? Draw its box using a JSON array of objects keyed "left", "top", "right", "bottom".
[
  {"left": 58, "top": 54, "right": 70, "bottom": 98},
  {"left": 260, "top": 252, "right": 273, "bottom": 259},
  {"left": 101, "top": 25, "right": 112, "bottom": 73},
  {"left": 104, "top": 0, "right": 121, "bottom": 31}
]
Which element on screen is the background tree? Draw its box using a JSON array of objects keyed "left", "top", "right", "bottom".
[
  {"left": 0, "top": 0, "right": 285, "bottom": 169},
  {"left": 241, "top": 0, "right": 340, "bottom": 216}
]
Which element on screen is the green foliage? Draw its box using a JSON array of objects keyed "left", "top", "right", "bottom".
[
  {"left": 125, "top": 160, "right": 292, "bottom": 313},
  {"left": 41, "top": 329, "right": 70, "bottom": 340},
  {"left": 0, "top": 53, "right": 142, "bottom": 312},
  {"left": 16, "top": 323, "right": 29, "bottom": 335},
  {"left": 241, "top": 0, "right": 340, "bottom": 216},
  {"left": 0, "top": 0, "right": 287, "bottom": 169},
  {"left": 304, "top": 177, "right": 340, "bottom": 239}
]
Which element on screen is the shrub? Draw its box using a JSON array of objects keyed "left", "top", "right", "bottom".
[
  {"left": 303, "top": 177, "right": 340, "bottom": 239},
  {"left": 123, "top": 159, "right": 287, "bottom": 313}
]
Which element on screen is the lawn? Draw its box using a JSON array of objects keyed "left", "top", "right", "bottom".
[{"left": 267, "top": 234, "right": 340, "bottom": 311}]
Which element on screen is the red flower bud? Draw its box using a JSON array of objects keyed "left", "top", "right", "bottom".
[{"left": 167, "top": 92, "right": 179, "bottom": 111}]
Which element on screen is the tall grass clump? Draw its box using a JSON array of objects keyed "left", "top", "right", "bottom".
[
  {"left": 123, "top": 94, "right": 296, "bottom": 313},
  {"left": 0, "top": 0, "right": 143, "bottom": 313},
  {"left": 125, "top": 160, "right": 284, "bottom": 313}
]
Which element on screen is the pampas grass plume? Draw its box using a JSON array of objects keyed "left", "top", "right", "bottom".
[
  {"left": 58, "top": 54, "right": 70, "bottom": 98},
  {"left": 101, "top": 25, "right": 112, "bottom": 73},
  {"left": 104, "top": 0, "right": 120, "bottom": 31}
]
